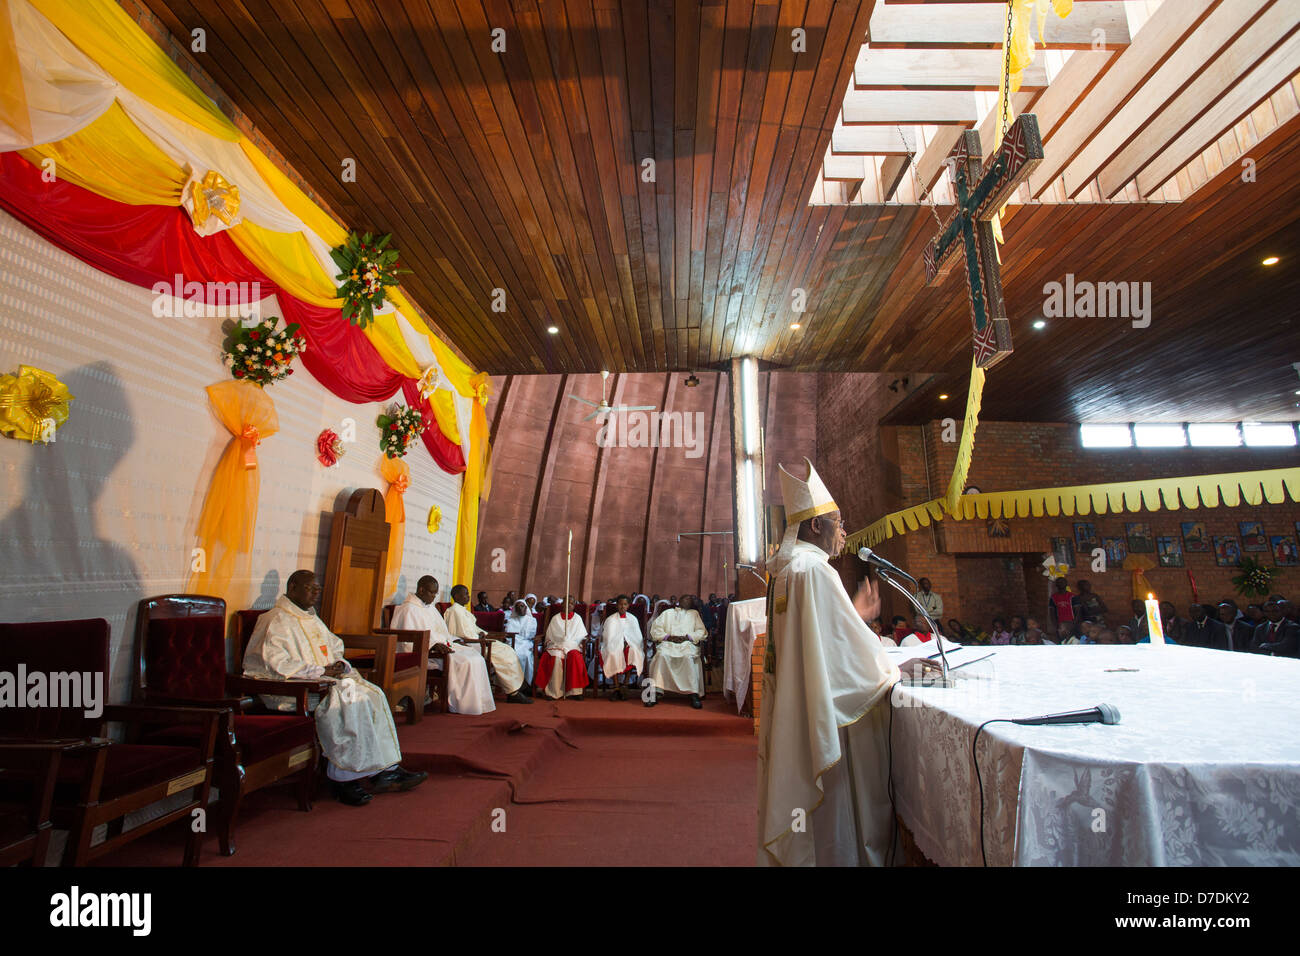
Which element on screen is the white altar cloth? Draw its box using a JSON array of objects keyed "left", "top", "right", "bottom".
[
  {"left": 886, "top": 644, "right": 1300, "bottom": 866},
  {"left": 723, "top": 598, "right": 766, "bottom": 713}
]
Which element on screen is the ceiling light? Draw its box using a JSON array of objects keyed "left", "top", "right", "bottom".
[
  {"left": 685, "top": 374, "right": 700, "bottom": 388},
  {"left": 1032, "top": 319, "right": 1047, "bottom": 330},
  {"left": 547, "top": 325, "right": 559, "bottom": 334},
  {"left": 1262, "top": 256, "right": 1280, "bottom": 266},
  {"left": 938, "top": 393, "right": 949, "bottom": 400},
  {"left": 789, "top": 322, "right": 801, "bottom": 330}
]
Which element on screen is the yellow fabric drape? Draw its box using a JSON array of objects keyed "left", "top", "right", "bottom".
[
  {"left": 381, "top": 456, "right": 409, "bottom": 599},
  {"left": 1126, "top": 555, "right": 1157, "bottom": 602},
  {"left": 227, "top": 221, "right": 339, "bottom": 307},
  {"left": 19, "top": 100, "right": 183, "bottom": 203},
  {"left": 943, "top": 358, "right": 986, "bottom": 514},
  {"left": 186, "top": 380, "right": 278, "bottom": 610},
  {"left": 238, "top": 137, "right": 347, "bottom": 246},
  {"left": 452, "top": 380, "right": 491, "bottom": 589},
  {"left": 0, "top": 0, "right": 33, "bottom": 145},
  {"left": 30, "top": 0, "right": 239, "bottom": 141},
  {"left": 846, "top": 467, "right": 1300, "bottom": 551}
]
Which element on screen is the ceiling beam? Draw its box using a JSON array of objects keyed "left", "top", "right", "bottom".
[
  {"left": 867, "top": 1, "right": 1131, "bottom": 50},
  {"left": 841, "top": 88, "right": 981, "bottom": 124},
  {"left": 831, "top": 125, "right": 918, "bottom": 154},
  {"left": 855, "top": 48, "right": 1050, "bottom": 90}
]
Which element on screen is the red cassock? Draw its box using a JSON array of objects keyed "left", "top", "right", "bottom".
[{"left": 535, "top": 613, "right": 589, "bottom": 697}]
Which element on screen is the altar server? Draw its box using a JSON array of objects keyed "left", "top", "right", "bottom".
[
  {"left": 243, "top": 570, "right": 427, "bottom": 806},
  {"left": 390, "top": 575, "right": 495, "bottom": 715},
  {"left": 444, "top": 585, "right": 532, "bottom": 703},
  {"left": 600, "top": 594, "right": 645, "bottom": 699},
  {"left": 504, "top": 598, "right": 538, "bottom": 685},
  {"left": 647, "top": 595, "right": 708, "bottom": 708},
  {"left": 758, "top": 459, "right": 936, "bottom": 866},
  {"left": 537, "top": 595, "right": 589, "bottom": 699}
]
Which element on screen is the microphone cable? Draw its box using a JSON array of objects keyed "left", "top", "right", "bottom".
[{"left": 972, "top": 718, "right": 1016, "bottom": 867}]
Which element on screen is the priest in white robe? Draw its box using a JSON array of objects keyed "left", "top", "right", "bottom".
[
  {"left": 537, "top": 596, "right": 589, "bottom": 699},
  {"left": 390, "top": 575, "right": 495, "bottom": 716},
  {"left": 600, "top": 594, "right": 645, "bottom": 700},
  {"left": 503, "top": 598, "right": 538, "bottom": 686},
  {"left": 243, "top": 570, "right": 428, "bottom": 806},
  {"left": 758, "top": 459, "right": 938, "bottom": 866},
  {"left": 647, "top": 596, "right": 707, "bottom": 708},
  {"left": 444, "top": 585, "right": 532, "bottom": 703}
]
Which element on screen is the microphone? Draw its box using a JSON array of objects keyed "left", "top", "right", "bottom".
[
  {"left": 856, "top": 546, "right": 917, "bottom": 584},
  {"left": 1011, "top": 703, "right": 1121, "bottom": 726}
]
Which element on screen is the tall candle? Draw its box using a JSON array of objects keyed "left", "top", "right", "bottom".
[{"left": 1144, "top": 592, "right": 1165, "bottom": 645}]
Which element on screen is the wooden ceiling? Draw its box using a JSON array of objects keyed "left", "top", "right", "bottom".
[{"left": 134, "top": 0, "right": 1300, "bottom": 423}]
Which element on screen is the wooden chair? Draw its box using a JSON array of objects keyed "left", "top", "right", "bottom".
[
  {"left": 0, "top": 618, "right": 221, "bottom": 866},
  {"left": 134, "top": 595, "right": 319, "bottom": 857},
  {"left": 380, "top": 606, "right": 452, "bottom": 714},
  {"left": 0, "top": 739, "right": 105, "bottom": 867}
]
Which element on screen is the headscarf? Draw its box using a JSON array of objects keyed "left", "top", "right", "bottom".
[
  {"left": 505, "top": 599, "right": 537, "bottom": 643},
  {"left": 650, "top": 599, "right": 671, "bottom": 626},
  {"left": 524, "top": 592, "right": 538, "bottom": 610}
]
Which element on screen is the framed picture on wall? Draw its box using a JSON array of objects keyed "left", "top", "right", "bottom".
[
  {"left": 1156, "top": 536, "right": 1183, "bottom": 568},
  {"left": 1126, "top": 522, "right": 1154, "bottom": 553},
  {"left": 1272, "top": 536, "right": 1299, "bottom": 567},
  {"left": 1073, "top": 522, "right": 1100, "bottom": 554},
  {"left": 1239, "top": 521, "right": 1267, "bottom": 552},
  {"left": 1050, "top": 536, "right": 1074, "bottom": 568},
  {"left": 1103, "top": 537, "right": 1127, "bottom": 567},
  {"left": 1180, "top": 520, "right": 1210, "bottom": 553},
  {"left": 1213, "top": 535, "right": 1242, "bottom": 567}
]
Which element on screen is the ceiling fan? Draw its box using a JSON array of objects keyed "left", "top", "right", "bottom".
[{"left": 568, "top": 370, "right": 657, "bottom": 421}]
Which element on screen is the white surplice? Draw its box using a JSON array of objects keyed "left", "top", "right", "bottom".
[
  {"left": 757, "top": 540, "right": 901, "bottom": 867},
  {"left": 600, "top": 611, "right": 645, "bottom": 678},
  {"left": 541, "top": 612, "right": 587, "bottom": 698},
  {"left": 648, "top": 607, "right": 706, "bottom": 695},
  {"left": 503, "top": 609, "right": 537, "bottom": 685},
  {"left": 243, "top": 595, "right": 401, "bottom": 777},
  {"left": 444, "top": 602, "right": 525, "bottom": 694},
  {"left": 390, "top": 594, "right": 495, "bottom": 715}
]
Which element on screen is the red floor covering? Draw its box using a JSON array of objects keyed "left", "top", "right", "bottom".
[{"left": 89, "top": 693, "right": 757, "bottom": 867}]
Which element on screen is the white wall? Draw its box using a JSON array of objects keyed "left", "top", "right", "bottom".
[{"left": 0, "top": 209, "right": 461, "bottom": 702}]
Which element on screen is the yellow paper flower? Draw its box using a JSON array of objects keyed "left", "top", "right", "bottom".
[
  {"left": 0, "top": 366, "right": 73, "bottom": 443},
  {"left": 427, "top": 505, "right": 442, "bottom": 533}
]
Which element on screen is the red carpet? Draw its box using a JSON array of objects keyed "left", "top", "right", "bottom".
[{"left": 90, "top": 694, "right": 756, "bottom": 867}]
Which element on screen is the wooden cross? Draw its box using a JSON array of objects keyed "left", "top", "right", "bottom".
[{"left": 923, "top": 113, "right": 1044, "bottom": 369}]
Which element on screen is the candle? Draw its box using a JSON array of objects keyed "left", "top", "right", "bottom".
[{"left": 1144, "top": 592, "right": 1165, "bottom": 645}]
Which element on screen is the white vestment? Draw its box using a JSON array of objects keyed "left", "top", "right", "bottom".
[
  {"left": 243, "top": 596, "right": 402, "bottom": 777},
  {"left": 444, "top": 602, "right": 525, "bottom": 694},
  {"left": 600, "top": 611, "right": 645, "bottom": 677},
  {"left": 390, "top": 595, "right": 495, "bottom": 715},
  {"left": 503, "top": 610, "right": 538, "bottom": 685},
  {"left": 648, "top": 607, "right": 706, "bottom": 695},
  {"left": 758, "top": 540, "right": 900, "bottom": 866},
  {"left": 542, "top": 612, "right": 587, "bottom": 698}
]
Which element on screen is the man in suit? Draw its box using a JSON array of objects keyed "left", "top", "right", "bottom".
[
  {"left": 1184, "top": 603, "right": 1230, "bottom": 650},
  {"left": 1216, "top": 601, "right": 1255, "bottom": 652},
  {"left": 1250, "top": 595, "right": 1299, "bottom": 657}
]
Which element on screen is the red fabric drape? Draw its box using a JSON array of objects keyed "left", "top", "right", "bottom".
[
  {"left": 0, "top": 152, "right": 466, "bottom": 472},
  {"left": 401, "top": 378, "right": 466, "bottom": 474}
]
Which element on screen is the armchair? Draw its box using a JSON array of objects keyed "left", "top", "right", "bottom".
[{"left": 0, "top": 738, "right": 106, "bottom": 866}]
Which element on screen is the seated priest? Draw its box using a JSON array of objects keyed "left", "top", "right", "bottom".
[
  {"left": 647, "top": 594, "right": 708, "bottom": 709},
  {"left": 390, "top": 575, "right": 496, "bottom": 715},
  {"left": 504, "top": 598, "right": 538, "bottom": 686},
  {"left": 600, "top": 594, "right": 645, "bottom": 700},
  {"left": 444, "top": 585, "right": 533, "bottom": 703},
  {"left": 243, "top": 570, "right": 428, "bottom": 806},
  {"left": 537, "top": 595, "right": 589, "bottom": 700}
]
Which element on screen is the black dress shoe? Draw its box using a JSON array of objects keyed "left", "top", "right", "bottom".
[
  {"left": 332, "top": 780, "right": 372, "bottom": 806},
  {"left": 612, "top": 688, "right": 625, "bottom": 701},
  {"left": 506, "top": 690, "right": 534, "bottom": 704},
  {"left": 690, "top": 694, "right": 702, "bottom": 709},
  {"left": 644, "top": 697, "right": 657, "bottom": 708},
  {"left": 370, "top": 766, "right": 428, "bottom": 793}
]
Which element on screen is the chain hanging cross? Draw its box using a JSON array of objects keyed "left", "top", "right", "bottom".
[{"left": 922, "top": 113, "right": 1043, "bottom": 369}]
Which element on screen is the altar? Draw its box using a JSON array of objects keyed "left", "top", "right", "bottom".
[{"left": 885, "top": 645, "right": 1300, "bottom": 867}]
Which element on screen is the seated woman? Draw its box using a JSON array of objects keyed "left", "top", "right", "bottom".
[{"left": 503, "top": 599, "right": 538, "bottom": 687}]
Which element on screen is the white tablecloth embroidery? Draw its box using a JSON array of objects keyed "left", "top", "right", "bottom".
[
  {"left": 887, "top": 644, "right": 1300, "bottom": 866},
  {"left": 723, "top": 598, "right": 766, "bottom": 713}
]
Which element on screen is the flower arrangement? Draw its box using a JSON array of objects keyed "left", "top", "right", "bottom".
[
  {"left": 316, "top": 427, "right": 345, "bottom": 467},
  {"left": 1231, "top": 556, "right": 1274, "bottom": 599},
  {"left": 377, "top": 403, "right": 425, "bottom": 459},
  {"left": 222, "top": 316, "right": 305, "bottom": 386},
  {"left": 331, "top": 231, "right": 408, "bottom": 328}
]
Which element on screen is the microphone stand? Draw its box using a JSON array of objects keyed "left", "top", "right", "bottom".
[{"left": 878, "top": 569, "right": 954, "bottom": 688}]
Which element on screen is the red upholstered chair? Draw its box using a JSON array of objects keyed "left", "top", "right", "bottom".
[
  {"left": 0, "top": 739, "right": 106, "bottom": 867},
  {"left": 134, "top": 595, "right": 319, "bottom": 857},
  {"left": 0, "top": 618, "right": 221, "bottom": 867}
]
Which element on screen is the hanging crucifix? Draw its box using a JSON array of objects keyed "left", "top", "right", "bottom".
[{"left": 923, "top": 113, "right": 1043, "bottom": 369}]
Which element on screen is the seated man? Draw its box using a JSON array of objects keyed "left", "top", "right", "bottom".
[
  {"left": 503, "top": 598, "right": 538, "bottom": 687},
  {"left": 647, "top": 594, "right": 707, "bottom": 708},
  {"left": 444, "top": 585, "right": 532, "bottom": 703},
  {"left": 599, "top": 594, "right": 645, "bottom": 700},
  {"left": 1250, "top": 595, "right": 1299, "bottom": 657},
  {"left": 390, "top": 575, "right": 495, "bottom": 715},
  {"left": 474, "top": 591, "right": 494, "bottom": 612},
  {"left": 537, "top": 595, "right": 589, "bottom": 699},
  {"left": 1184, "top": 603, "right": 1229, "bottom": 650},
  {"left": 243, "top": 570, "right": 427, "bottom": 806}
]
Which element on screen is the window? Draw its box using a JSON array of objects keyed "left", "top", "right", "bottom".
[
  {"left": 1187, "top": 423, "right": 1241, "bottom": 447},
  {"left": 1133, "top": 424, "right": 1187, "bottom": 448},
  {"left": 1242, "top": 422, "right": 1298, "bottom": 447},
  {"left": 1079, "top": 423, "right": 1132, "bottom": 448}
]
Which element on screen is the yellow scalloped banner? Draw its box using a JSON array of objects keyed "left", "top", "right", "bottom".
[{"left": 845, "top": 467, "right": 1300, "bottom": 552}]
